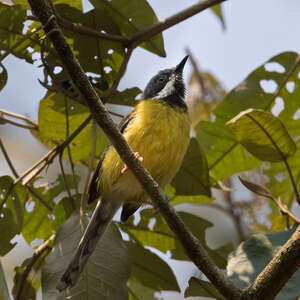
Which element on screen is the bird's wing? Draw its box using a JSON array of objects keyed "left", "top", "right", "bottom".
[{"left": 87, "top": 109, "right": 136, "bottom": 204}]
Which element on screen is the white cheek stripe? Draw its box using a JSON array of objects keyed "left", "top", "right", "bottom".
[{"left": 154, "top": 75, "right": 176, "bottom": 99}]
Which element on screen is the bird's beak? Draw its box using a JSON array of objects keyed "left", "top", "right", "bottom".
[{"left": 175, "top": 55, "right": 189, "bottom": 74}]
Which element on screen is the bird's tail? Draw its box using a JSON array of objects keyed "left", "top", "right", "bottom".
[{"left": 57, "top": 197, "right": 121, "bottom": 291}]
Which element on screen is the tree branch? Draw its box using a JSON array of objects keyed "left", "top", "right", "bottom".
[
  {"left": 242, "top": 225, "right": 300, "bottom": 300},
  {"left": 15, "top": 234, "right": 55, "bottom": 300},
  {"left": 26, "top": 2, "right": 242, "bottom": 298},
  {"left": 14, "top": 115, "right": 91, "bottom": 186},
  {"left": 0, "top": 109, "right": 38, "bottom": 130},
  {"left": 129, "top": 0, "right": 226, "bottom": 46}
]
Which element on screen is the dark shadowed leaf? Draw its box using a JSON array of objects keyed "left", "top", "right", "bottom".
[
  {"left": 227, "top": 227, "right": 300, "bottom": 300},
  {"left": 128, "top": 278, "right": 156, "bottom": 300},
  {"left": 0, "top": 176, "right": 26, "bottom": 255},
  {"left": 120, "top": 209, "right": 229, "bottom": 268},
  {"left": 172, "top": 138, "right": 211, "bottom": 196},
  {"left": 42, "top": 214, "right": 130, "bottom": 300},
  {"left": 0, "top": 260, "right": 10, "bottom": 300},
  {"left": 89, "top": 0, "right": 165, "bottom": 57},
  {"left": 226, "top": 109, "right": 296, "bottom": 162},
  {"left": 0, "top": 63, "right": 7, "bottom": 91},
  {"left": 239, "top": 177, "right": 273, "bottom": 199},
  {"left": 126, "top": 242, "right": 180, "bottom": 291},
  {"left": 184, "top": 277, "right": 225, "bottom": 299}
]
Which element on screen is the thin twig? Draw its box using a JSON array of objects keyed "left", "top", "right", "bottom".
[
  {"left": 0, "top": 138, "right": 53, "bottom": 211},
  {"left": 80, "top": 119, "right": 97, "bottom": 217},
  {"left": 223, "top": 179, "right": 246, "bottom": 242},
  {"left": 28, "top": 4, "right": 242, "bottom": 298},
  {"left": 58, "top": 154, "right": 75, "bottom": 209},
  {"left": 129, "top": 0, "right": 226, "bottom": 46},
  {"left": 185, "top": 47, "right": 207, "bottom": 95},
  {"left": 15, "top": 234, "right": 55, "bottom": 300},
  {"left": 64, "top": 97, "right": 79, "bottom": 197},
  {"left": 0, "top": 116, "right": 37, "bottom": 130},
  {"left": 0, "top": 109, "right": 38, "bottom": 129},
  {"left": 14, "top": 115, "right": 92, "bottom": 186}
]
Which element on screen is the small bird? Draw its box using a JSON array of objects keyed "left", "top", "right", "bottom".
[{"left": 57, "top": 56, "right": 191, "bottom": 291}]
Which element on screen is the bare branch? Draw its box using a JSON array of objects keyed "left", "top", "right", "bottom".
[
  {"left": 0, "top": 137, "right": 53, "bottom": 211},
  {"left": 129, "top": 0, "right": 226, "bottom": 46},
  {"left": 14, "top": 115, "right": 91, "bottom": 186},
  {"left": 242, "top": 225, "right": 300, "bottom": 300},
  {"left": 27, "top": 3, "right": 242, "bottom": 298},
  {"left": 0, "top": 109, "right": 38, "bottom": 130},
  {"left": 15, "top": 234, "right": 55, "bottom": 300}
]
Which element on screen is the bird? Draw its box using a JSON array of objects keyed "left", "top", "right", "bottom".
[{"left": 57, "top": 56, "right": 191, "bottom": 291}]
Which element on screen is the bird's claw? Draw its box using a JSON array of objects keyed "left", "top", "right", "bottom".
[{"left": 121, "top": 152, "right": 143, "bottom": 174}]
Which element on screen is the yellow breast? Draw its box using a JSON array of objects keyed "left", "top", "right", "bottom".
[{"left": 100, "top": 99, "right": 190, "bottom": 200}]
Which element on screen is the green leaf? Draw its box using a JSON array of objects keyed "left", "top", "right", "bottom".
[
  {"left": 226, "top": 109, "right": 296, "bottom": 162},
  {"left": 196, "top": 52, "right": 300, "bottom": 181},
  {"left": 37, "top": 92, "right": 108, "bottom": 165},
  {"left": 0, "top": 260, "right": 10, "bottom": 300},
  {"left": 42, "top": 214, "right": 130, "bottom": 300},
  {"left": 184, "top": 277, "right": 226, "bottom": 299},
  {"left": 227, "top": 227, "right": 300, "bottom": 300},
  {"left": 0, "top": 3, "right": 32, "bottom": 63},
  {"left": 89, "top": 0, "right": 165, "bottom": 57},
  {"left": 210, "top": 4, "right": 225, "bottom": 29},
  {"left": 196, "top": 121, "right": 260, "bottom": 180},
  {"left": 172, "top": 138, "right": 211, "bottom": 196},
  {"left": 0, "top": 176, "right": 26, "bottom": 255},
  {"left": 127, "top": 242, "right": 179, "bottom": 291},
  {"left": 0, "top": 63, "right": 7, "bottom": 91},
  {"left": 120, "top": 209, "right": 229, "bottom": 268}
]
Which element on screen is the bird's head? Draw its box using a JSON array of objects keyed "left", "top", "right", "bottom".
[{"left": 143, "top": 56, "right": 189, "bottom": 108}]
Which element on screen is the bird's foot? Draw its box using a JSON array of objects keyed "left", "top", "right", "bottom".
[
  {"left": 121, "top": 152, "right": 143, "bottom": 174},
  {"left": 147, "top": 195, "right": 171, "bottom": 214}
]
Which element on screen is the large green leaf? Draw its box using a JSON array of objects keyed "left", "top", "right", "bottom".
[
  {"left": 184, "top": 277, "right": 226, "bottom": 299},
  {"left": 0, "top": 3, "right": 33, "bottom": 63},
  {"left": 89, "top": 0, "right": 165, "bottom": 57},
  {"left": 196, "top": 121, "right": 260, "bottom": 180},
  {"left": 103, "top": 87, "right": 141, "bottom": 106},
  {"left": 197, "top": 52, "right": 300, "bottom": 181},
  {"left": 226, "top": 109, "right": 296, "bottom": 162},
  {"left": 120, "top": 209, "right": 230, "bottom": 268},
  {"left": 0, "top": 176, "right": 26, "bottom": 255},
  {"left": 37, "top": 92, "right": 108, "bottom": 165},
  {"left": 0, "top": 260, "right": 10, "bottom": 300},
  {"left": 227, "top": 227, "right": 300, "bottom": 300},
  {"left": 128, "top": 278, "right": 156, "bottom": 300},
  {"left": 172, "top": 138, "right": 211, "bottom": 196},
  {"left": 42, "top": 214, "right": 130, "bottom": 300},
  {"left": 126, "top": 242, "right": 179, "bottom": 292}
]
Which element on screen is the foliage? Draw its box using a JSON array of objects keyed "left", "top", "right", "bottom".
[{"left": 0, "top": 0, "right": 299, "bottom": 299}]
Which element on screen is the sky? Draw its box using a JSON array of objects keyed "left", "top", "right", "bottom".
[{"left": 1, "top": 0, "right": 300, "bottom": 299}]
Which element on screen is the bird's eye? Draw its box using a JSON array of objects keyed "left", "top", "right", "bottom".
[{"left": 158, "top": 76, "right": 166, "bottom": 82}]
